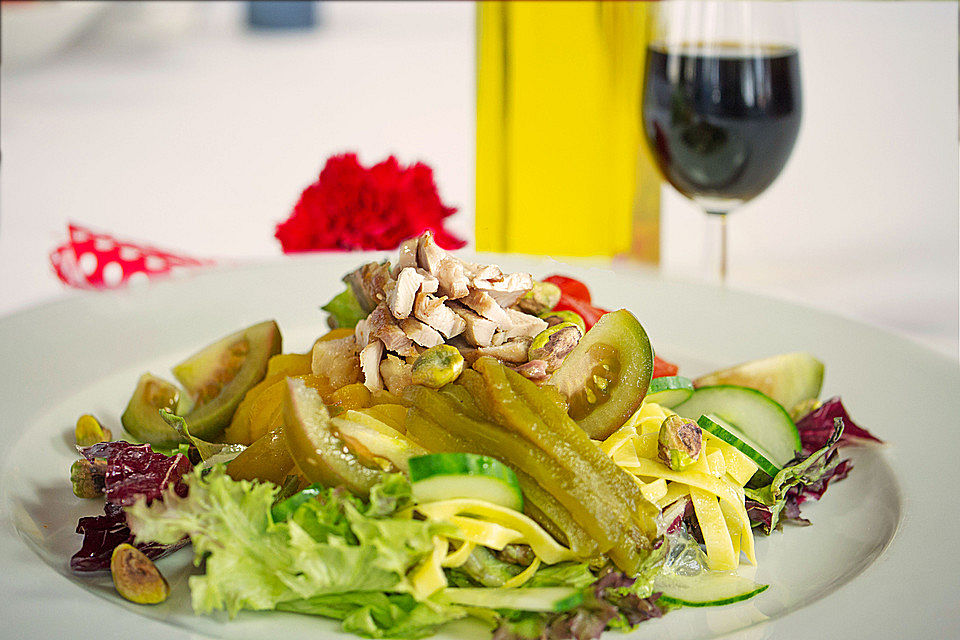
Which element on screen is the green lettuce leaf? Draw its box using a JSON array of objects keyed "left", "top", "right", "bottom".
[
  {"left": 126, "top": 467, "right": 442, "bottom": 617},
  {"left": 277, "top": 592, "right": 467, "bottom": 639},
  {"left": 160, "top": 409, "right": 245, "bottom": 465},
  {"left": 322, "top": 287, "right": 368, "bottom": 329}
]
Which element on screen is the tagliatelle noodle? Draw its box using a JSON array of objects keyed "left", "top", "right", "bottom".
[
  {"left": 446, "top": 516, "right": 523, "bottom": 550},
  {"left": 410, "top": 536, "right": 449, "bottom": 600},
  {"left": 442, "top": 540, "right": 475, "bottom": 568},
  {"left": 414, "top": 499, "right": 577, "bottom": 564},
  {"left": 689, "top": 487, "right": 738, "bottom": 570},
  {"left": 499, "top": 557, "right": 541, "bottom": 589},
  {"left": 602, "top": 400, "right": 757, "bottom": 568},
  {"left": 656, "top": 482, "right": 690, "bottom": 510}
]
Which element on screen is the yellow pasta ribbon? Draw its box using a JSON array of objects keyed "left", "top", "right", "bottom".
[
  {"left": 706, "top": 448, "right": 727, "bottom": 478},
  {"left": 415, "top": 499, "right": 576, "bottom": 564},
  {"left": 500, "top": 557, "right": 542, "bottom": 589},
  {"left": 442, "top": 540, "right": 475, "bottom": 568},
  {"left": 410, "top": 536, "right": 449, "bottom": 600},
  {"left": 656, "top": 482, "right": 690, "bottom": 510},
  {"left": 446, "top": 515, "right": 523, "bottom": 550},
  {"left": 690, "top": 488, "right": 737, "bottom": 571}
]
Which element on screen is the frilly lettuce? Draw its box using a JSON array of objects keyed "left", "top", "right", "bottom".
[{"left": 126, "top": 467, "right": 446, "bottom": 618}]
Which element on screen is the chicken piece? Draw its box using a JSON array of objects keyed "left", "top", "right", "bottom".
[
  {"left": 343, "top": 261, "right": 393, "bottom": 313},
  {"left": 311, "top": 335, "right": 362, "bottom": 388},
  {"left": 400, "top": 317, "right": 445, "bottom": 348},
  {"left": 380, "top": 354, "right": 414, "bottom": 395},
  {"left": 502, "top": 308, "right": 548, "bottom": 340},
  {"left": 386, "top": 267, "right": 426, "bottom": 320},
  {"left": 416, "top": 230, "right": 447, "bottom": 274},
  {"left": 446, "top": 335, "right": 480, "bottom": 365},
  {"left": 460, "top": 290, "right": 513, "bottom": 331},
  {"left": 416, "top": 231, "right": 470, "bottom": 299},
  {"left": 473, "top": 272, "right": 534, "bottom": 308},
  {"left": 513, "top": 359, "right": 549, "bottom": 382},
  {"left": 435, "top": 258, "right": 470, "bottom": 299},
  {"left": 417, "top": 268, "right": 440, "bottom": 295},
  {"left": 354, "top": 316, "right": 372, "bottom": 347},
  {"left": 392, "top": 237, "right": 420, "bottom": 277},
  {"left": 359, "top": 340, "right": 385, "bottom": 390},
  {"left": 448, "top": 302, "right": 497, "bottom": 347},
  {"left": 463, "top": 261, "right": 503, "bottom": 283},
  {"left": 477, "top": 338, "right": 532, "bottom": 364},
  {"left": 367, "top": 303, "right": 418, "bottom": 357},
  {"left": 413, "top": 292, "right": 466, "bottom": 339}
]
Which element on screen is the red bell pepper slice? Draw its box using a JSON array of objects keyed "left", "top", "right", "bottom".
[
  {"left": 652, "top": 356, "right": 679, "bottom": 378},
  {"left": 543, "top": 275, "right": 592, "bottom": 304}
]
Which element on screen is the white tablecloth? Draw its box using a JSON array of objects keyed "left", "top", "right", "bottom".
[{"left": 2, "top": 1, "right": 957, "bottom": 359}]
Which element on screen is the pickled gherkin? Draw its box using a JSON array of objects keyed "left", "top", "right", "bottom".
[
  {"left": 404, "top": 358, "right": 658, "bottom": 574},
  {"left": 404, "top": 401, "right": 597, "bottom": 558}
]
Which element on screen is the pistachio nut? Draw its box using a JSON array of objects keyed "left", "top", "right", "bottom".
[
  {"left": 411, "top": 344, "right": 465, "bottom": 388},
  {"left": 75, "top": 414, "right": 112, "bottom": 447},
  {"left": 657, "top": 415, "right": 702, "bottom": 472},
  {"left": 111, "top": 543, "right": 170, "bottom": 604},
  {"left": 527, "top": 322, "right": 582, "bottom": 372},
  {"left": 538, "top": 310, "right": 586, "bottom": 336},
  {"left": 70, "top": 458, "right": 106, "bottom": 499},
  {"left": 517, "top": 281, "right": 562, "bottom": 315}
]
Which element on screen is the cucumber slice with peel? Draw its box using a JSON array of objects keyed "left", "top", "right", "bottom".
[
  {"left": 655, "top": 572, "right": 768, "bottom": 607},
  {"left": 409, "top": 453, "right": 523, "bottom": 512},
  {"left": 698, "top": 415, "right": 782, "bottom": 478},
  {"left": 674, "top": 385, "right": 800, "bottom": 472},
  {"left": 440, "top": 587, "right": 583, "bottom": 612},
  {"left": 693, "top": 352, "right": 824, "bottom": 413},
  {"left": 645, "top": 376, "right": 694, "bottom": 408}
]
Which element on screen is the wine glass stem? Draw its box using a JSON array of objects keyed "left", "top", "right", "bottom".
[
  {"left": 719, "top": 214, "right": 728, "bottom": 283},
  {"left": 705, "top": 211, "right": 729, "bottom": 284}
]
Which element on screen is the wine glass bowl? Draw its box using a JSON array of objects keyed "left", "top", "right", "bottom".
[{"left": 641, "top": 2, "right": 802, "bottom": 280}]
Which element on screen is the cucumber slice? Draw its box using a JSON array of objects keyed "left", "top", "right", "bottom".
[
  {"left": 654, "top": 572, "right": 768, "bottom": 607},
  {"left": 674, "top": 385, "right": 800, "bottom": 471},
  {"left": 693, "top": 353, "right": 824, "bottom": 413},
  {"left": 698, "top": 416, "right": 782, "bottom": 478},
  {"left": 409, "top": 453, "right": 523, "bottom": 512},
  {"left": 646, "top": 376, "right": 694, "bottom": 408},
  {"left": 440, "top": 587, "right": 583, "bottom": 612}
]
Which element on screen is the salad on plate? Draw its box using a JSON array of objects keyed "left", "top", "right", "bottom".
[{"left": 65, "top": 232, "right": 882, "bottom": 640}]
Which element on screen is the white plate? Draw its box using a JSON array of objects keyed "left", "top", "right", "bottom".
[{"left": 1, "top": 254, "right": 957, "bottom": 639}]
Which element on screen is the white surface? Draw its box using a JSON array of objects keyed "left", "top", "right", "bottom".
[
  {"left": 0, "top": 1, "right": 957, "bottom": 359},
  {"left": 0, "top": 254, "right": 957, "bottom": 639}
]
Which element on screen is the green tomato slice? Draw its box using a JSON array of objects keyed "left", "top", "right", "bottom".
[{"left": 547, "top": 309, "right": 654, "bottom": 439}]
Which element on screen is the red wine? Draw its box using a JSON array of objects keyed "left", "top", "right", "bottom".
[{"left": 642, "top": 44, "right": 801, "bottom": 209}]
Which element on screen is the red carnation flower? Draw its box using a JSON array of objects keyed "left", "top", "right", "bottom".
[{"left": 275, "top": 153, "right": 466, "bottom": 252}]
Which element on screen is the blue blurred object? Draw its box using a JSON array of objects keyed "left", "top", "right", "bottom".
[{"left": 247, "top": 1, "right": 318, "bottom": 30}]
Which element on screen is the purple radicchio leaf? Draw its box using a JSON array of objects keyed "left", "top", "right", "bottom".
[
  {"left": 796, "top": 397, "right": 883, "bottom": 452},
  {"left": 71, "top": 502, "right": 189, "bottom": 572},
  {"left": 745, "top": 418, "right": 851, "bottom": 534},
  {"left": 71, "top": 441, "right": 191, "bottom": 572},
  {"left": 492, "top": 569, "right": 664, "bottom": 640}
]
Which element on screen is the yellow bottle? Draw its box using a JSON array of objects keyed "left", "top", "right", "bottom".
[{"left": 476, "top": 1, "right": 661, "bottom": 261}]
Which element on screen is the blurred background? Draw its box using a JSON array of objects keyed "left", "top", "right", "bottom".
[{"left": 1, "top": 1, "right": 957, "bottom": 357}]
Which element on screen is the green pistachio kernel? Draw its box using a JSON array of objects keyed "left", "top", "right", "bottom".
[
  {"left": 70, "top": 459, "right": 105, "bottom": 499},
  {"left": 517, "top": 281, "right": 562, "bottom": 315},
  {"left": 411, "top": 344, "right": 465, "bottom": 389},
  {"left": 657, "top": 414, "right": 702, "bottom": 472},
  {"left": 538, "top": 310, "right": 587, "bottom": 336},
  {"left": 111, "top": 544, "right": 170, "bottom": 605},
  {"left": 528, "top": 322, "right": 583, "bottom": 372},
  {"left": 75, "top": 414, "right": 112, "bottom": 447}
]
